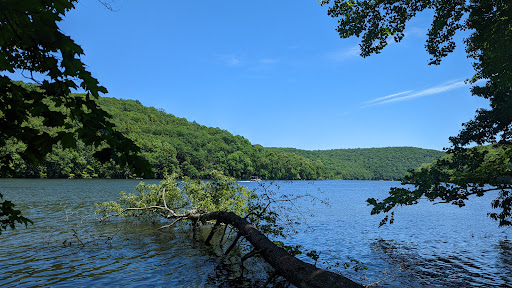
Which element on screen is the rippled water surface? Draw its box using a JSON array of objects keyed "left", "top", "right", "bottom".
[{"left": 1, "top": 179, "right": 511, "bottom": 287}]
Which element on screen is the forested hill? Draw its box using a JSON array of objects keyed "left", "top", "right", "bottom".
[
  {"left": 7, "top": 95, "right": 444, "bottom": 180},
  {"left": 99, "top": 97, "right": 325, "bottom": 180},
  {"left": 267, "top": 147, "right": 445, "bottom": 180},
  {"left": 8, "top": 96, "right": 324, "bottom": 180}
]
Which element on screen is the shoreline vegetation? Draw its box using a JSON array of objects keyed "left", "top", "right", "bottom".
[{"left": 2, "top": 90, "right": 444, "bottom": 181}]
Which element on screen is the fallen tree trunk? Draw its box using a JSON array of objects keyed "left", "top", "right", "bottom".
[
  {"left": 191, "top": 211, "right": 363, "bottom": 288},
  {"left": 97, "top": 176, "right": 364, "bottom": 287}
]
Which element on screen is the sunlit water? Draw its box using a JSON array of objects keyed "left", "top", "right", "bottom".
[{"left": 1, "top": 179, "right": 511, "bottom": 287}]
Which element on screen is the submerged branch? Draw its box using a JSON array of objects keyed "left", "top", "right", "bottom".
[
  {"left": 241, "top": 248, "right": 261, "bottom": 263},
  {"left": 205, "top": 221, "right": 221, "bottom": 246},
  {"left": 217, "top": 232, "right": 242, "bottom": 267},
  {"left": 72, "top": 229, "right": 85, "bottom": 246},
  {"left": 193, "top": 211, "right": 363, "bottom": 288}
]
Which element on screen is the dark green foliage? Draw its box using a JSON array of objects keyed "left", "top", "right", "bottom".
[
  {"left": 321, "top": 0, "right": 512, "bottom": 226},
  {"left": 0, "top": 193, "right": 32, "bottom": 232},
  {"left": 268, "top": 147, "right": 444, "bottom": 180},
  {"left": 0, "top": 2, "right": 150, "bottom": 177},
  {"left": 319, "top": 0, "right": 465, "bottom": 65},
  {"left": 0, "top": 0, "right": 150, "bottom": 233}
]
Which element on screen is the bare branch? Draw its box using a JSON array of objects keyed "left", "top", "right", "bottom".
[
  {"left": 158, "top": 218, "right": 184, "bottom": 230},
  {"left": 124, "top": 205, "right": 180, "bottom": 217},
  {"left": 72, "top": 229, "right": 85, "bottom": 246},
  {"left": 241, "top": 248, "right": 261, "bottom": 262},
  {"left": 100, "top": 229, "right": 120, "bottom": 245},
  {"left": 217, "top": 232, "right": 242, "bottom": 267},
  {"left": 96, "top": 0, "right": 120, "bottom": 12},
  {"left": 161, "top": 188, "right": 168, "bottom": 210}
]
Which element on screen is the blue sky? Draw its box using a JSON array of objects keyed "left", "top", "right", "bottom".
[{"left": 56, "top": 0, "right": 487, "bottom": 151}]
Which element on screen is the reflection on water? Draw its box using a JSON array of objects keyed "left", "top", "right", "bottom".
[{"left": 1, "top": 179, "right": 511, "bottom": 287}]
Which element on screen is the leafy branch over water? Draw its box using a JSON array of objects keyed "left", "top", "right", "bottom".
[{"left": 95, "top": 172, "right": 363, "bottom": 287}]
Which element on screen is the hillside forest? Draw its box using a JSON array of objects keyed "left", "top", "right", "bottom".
[{"left": 2, "top": 87, "right": 444, "bottom": 180}]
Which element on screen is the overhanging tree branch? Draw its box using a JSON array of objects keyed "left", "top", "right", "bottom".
[{"left": 322, "top": 0, "right": 512, "bottom": 227}]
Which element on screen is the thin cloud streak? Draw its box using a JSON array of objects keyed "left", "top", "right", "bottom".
[
  {"left": 260, "top": 58, "right": 278, "bottom": 64},
  {"left": 365, "top": 90, "right": 413, "bottom": 104},
  {"left": 215, "top": 54, "right": 243, "bottom": 66},
  {"left": 362, "top": 80, "right": 468, "bottom": 108},
  {"left": 326, "top": 45, "right": 360, "bottom": 61}
]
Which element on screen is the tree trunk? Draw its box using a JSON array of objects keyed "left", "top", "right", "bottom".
[{"left": 192, "top": 211, "right": 363, "bottom": 288}]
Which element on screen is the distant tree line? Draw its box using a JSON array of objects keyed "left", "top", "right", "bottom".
[
  {"left": 2, "top": 88, "right": 444, "bottom": 180},
  {"left": 267, "top": 147, "right": 445, "bottom": 180}
]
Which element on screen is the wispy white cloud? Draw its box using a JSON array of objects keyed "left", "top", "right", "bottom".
[
  {"left": 260, "top": 58, "right": 278, "bottom": 64},
  {"left": 365, "top": 90, "right": 414, "bottom": 104},
  {"left": 405, "top": 26, "right": 428, "bottom": 38},
  {"left": 227, "top": 56, "right": 240, "bottom": 65},
  {"left": 216, "top": 54, "right": 243, "bottom": 66},
  {"left": 326, "top": 45, "right": 360, "bottom": 61},
  {"left": 362, "top": 80, "right": 468, "bottom": 108},
  {"left": 215, "top": 54, "right": 280, "bottom": 67}
]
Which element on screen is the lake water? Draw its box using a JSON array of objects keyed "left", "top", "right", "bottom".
[{"left": 1, "top": 179, "right": 511, "bottom": 287}]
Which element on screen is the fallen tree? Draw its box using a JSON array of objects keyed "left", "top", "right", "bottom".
[
  {"left": 95, "top": 172, "right": 362, "bottom": 287},
  {"left": 197, "top": 211, "right": 362, "bottom": 288}
]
